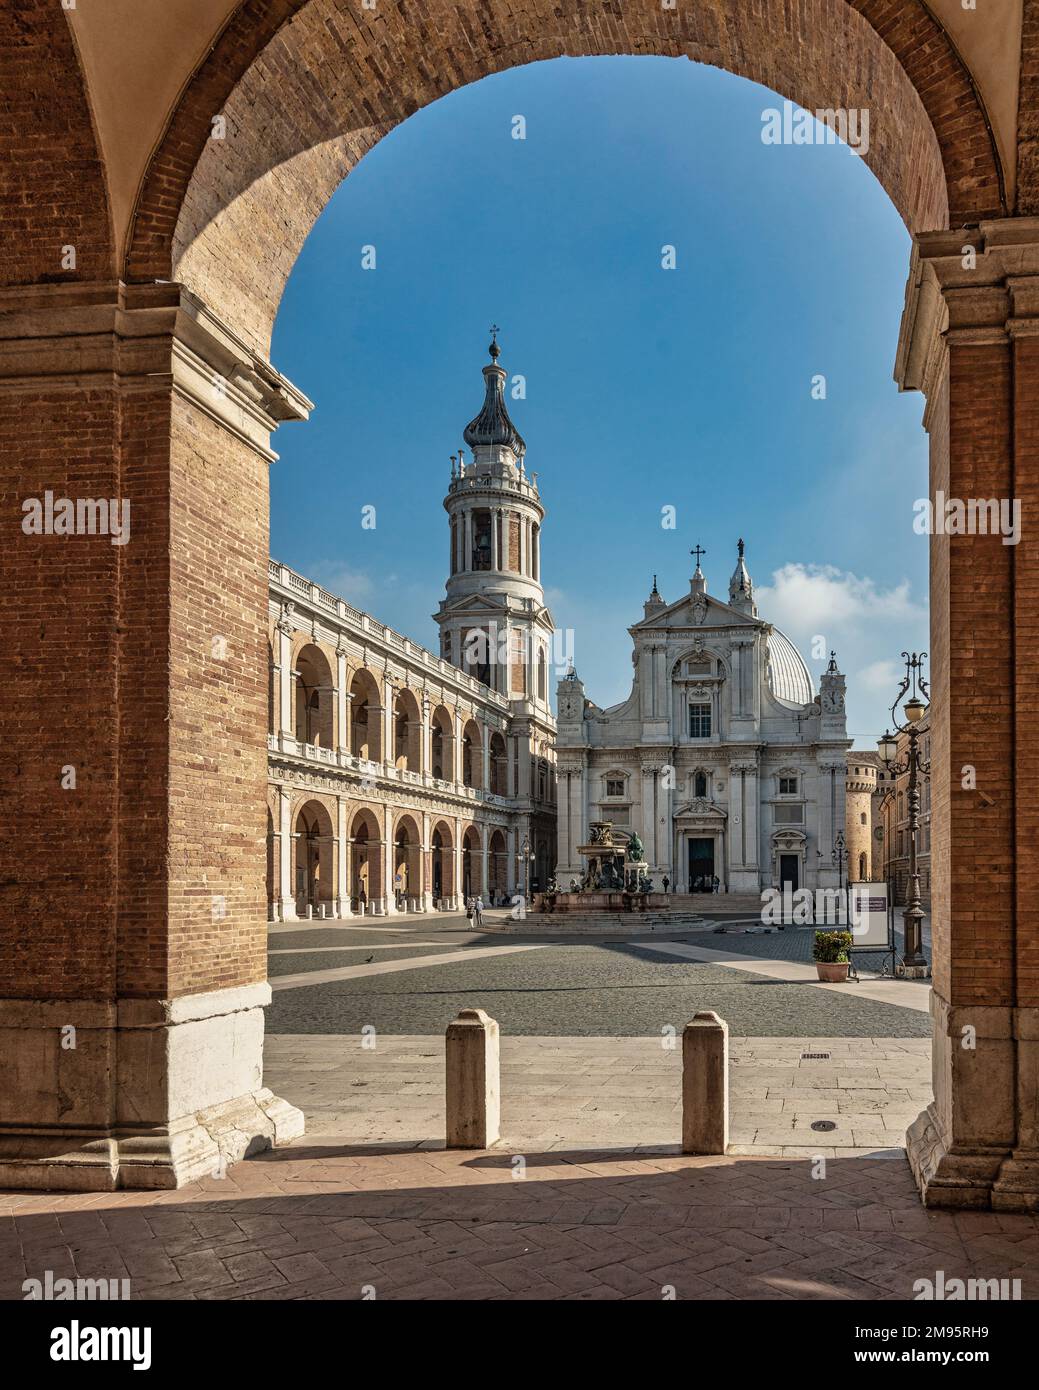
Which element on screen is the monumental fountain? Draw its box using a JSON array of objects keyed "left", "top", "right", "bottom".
[{"left": 534, "top": 821, "right": 668, "bottom": 914}]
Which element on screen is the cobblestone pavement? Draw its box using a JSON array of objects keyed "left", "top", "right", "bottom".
[
  {"left": 266, "top": 942, "right": 931, "bottom": 1037},
  {"left": 4, "top": 1146, "right": 1038, "bottom": 1302}
]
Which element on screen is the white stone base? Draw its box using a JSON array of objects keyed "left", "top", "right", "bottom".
[{"left": 0, "top": 983, "right": 304, "bottom": 1191}]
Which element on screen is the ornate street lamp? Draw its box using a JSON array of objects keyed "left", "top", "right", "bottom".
[
  {"left": 519, "top": 835, "right": 536, "bottom": 903},
  {"left": 833, "top": 830, "right": 846, "bottom": 891},
  {"left": 877, "top": 652, "right": 931, "bottom": 978}
]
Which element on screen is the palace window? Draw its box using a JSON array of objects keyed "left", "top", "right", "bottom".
[
  {"left": 605, "top": 777, "right": 625, "bottom": 798},
  {"left": 688, "top": 703, "right": 711, "bottom": 738},
  {"left": 694, "top": 771, "right": 708, "bottom": 798},
  {"left": 779, "top": 775, "right": 798, "bottom": 795}
]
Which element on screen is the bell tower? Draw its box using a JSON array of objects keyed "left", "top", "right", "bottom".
[{"left": 434, "top": 332, "right": 553, "bottom": 713}]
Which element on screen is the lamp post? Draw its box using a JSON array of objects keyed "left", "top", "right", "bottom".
[
  {"left": 519, "top": 835, "right": 535, "bottom": 904},
  {"left": 832, "top": 830, "right": 846, "bottom": 891},
  {"left": 877, "top": 652, "right": 931, "bottom": 978}
]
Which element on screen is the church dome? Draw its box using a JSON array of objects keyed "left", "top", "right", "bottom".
[{"left": 766, "top": 628, "right": 815, "bottom": 708}]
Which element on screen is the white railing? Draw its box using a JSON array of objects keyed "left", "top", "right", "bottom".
[{"left": 270, "top": 559, "right": 511, "bottom": 709}]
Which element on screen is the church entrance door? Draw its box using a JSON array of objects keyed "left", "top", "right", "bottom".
[
  {"left": 688, "top": 837, "right": 714, "bottom": 892},
  {"left": 779, "top": 854, "right": 800, "bottom": 893}
]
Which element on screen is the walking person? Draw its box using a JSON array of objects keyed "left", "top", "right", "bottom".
[
  {"left": 662, "top": 875, "right": 670, "bottom": 894},
  {"left": 474, "top": 894, "right": 484, "bottom": 928}
]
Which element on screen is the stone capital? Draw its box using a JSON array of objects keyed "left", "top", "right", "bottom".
[
  {"left": 0, "top": 280, "right": 313, "bottom": 462},
  {"left": 895, "top": 218, "right": 1039, "bottom": 411}
]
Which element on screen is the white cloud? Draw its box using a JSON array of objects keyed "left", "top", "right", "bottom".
[
  {"left": 756, "top": 563, "right": 924, "bottom": 642},
  {"left": 757, "top": 563, "right": 928, "bottom": 744}
]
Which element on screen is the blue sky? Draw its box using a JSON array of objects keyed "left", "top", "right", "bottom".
[{"left": 270, "top": 55, "right": 929, "bottom": 747}]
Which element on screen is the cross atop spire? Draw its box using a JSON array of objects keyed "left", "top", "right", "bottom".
[
  {"left": 488, "top": 324, "right": 501, "bottom": 361},
  {"left": 690, "top": 543, "right": 706, "bottom": 570}
]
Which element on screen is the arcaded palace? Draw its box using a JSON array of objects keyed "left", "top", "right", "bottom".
[
  {"left": 266, "top": 339, "right": 557, "bottom": 917},
  {"left": 554, "top": 546, "right": 855, "bottom": 894}
]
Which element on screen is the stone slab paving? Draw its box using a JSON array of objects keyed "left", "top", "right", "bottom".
[
  {"left": 3, "top": 1144, "right": 1037, "bottom": 1302},
  {"left": 263, "top": 1034, "right": 932, "bottom": 1156}
]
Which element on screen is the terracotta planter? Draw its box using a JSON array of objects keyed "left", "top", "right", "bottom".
[{"left": 815, "top": 960, "right": 850, "bottom": 983}]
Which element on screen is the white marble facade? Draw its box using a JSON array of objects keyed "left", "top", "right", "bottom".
[{"left": 554, "top": 544, "right": 852, "bottom": 894}]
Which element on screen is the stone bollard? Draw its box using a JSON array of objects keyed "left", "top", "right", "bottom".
[
  {"left": 445, "top": 1008, "right": 500, "bottom": 1148},
  {"left": 682, "top": 1010, "right": 729, "bottom": 1154}
]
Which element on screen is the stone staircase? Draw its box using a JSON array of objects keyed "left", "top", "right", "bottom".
[{"left": 490, "top": 909, "right": 713, "bottom": 935}]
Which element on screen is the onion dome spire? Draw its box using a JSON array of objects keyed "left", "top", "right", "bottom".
[{"left": 463, "top": 327, "right": 526, "bottom": 456}]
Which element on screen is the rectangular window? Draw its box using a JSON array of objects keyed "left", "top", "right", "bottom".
[
  {"left": 773, "top": 804, "right": 804, "bottom": 825},
  {"left": 688, "top": 703, "right": 711, "bottom": 738},
  {"left": 779, "top": 776, "right": 798, "bottom": 795},
  {"left": 605, "top": 778, "right": 624, "bottom": 798}
]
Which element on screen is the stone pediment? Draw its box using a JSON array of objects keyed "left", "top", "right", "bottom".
[
  {"left": 673, "top": 798, "right": 728, "bottom": 821},
  {"left": 632, "top": 592, "right": 758, "bottom": 631}
]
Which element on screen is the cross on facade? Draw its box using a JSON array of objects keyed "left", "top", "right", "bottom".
[{"left": 690, "top": 544, "right": 706, "bottom": 568}]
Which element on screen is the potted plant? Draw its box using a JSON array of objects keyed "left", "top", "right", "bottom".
[{"left": 813, "top": 929, "right": 853, "bottom": 982}]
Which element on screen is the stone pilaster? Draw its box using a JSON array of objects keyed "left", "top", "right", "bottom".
[
  {"left": 0, "top": 281, "right": 308, "bottom": 1189},
  {"left": 896, "top": 219, "right": 1039, "bottom": 1210}
]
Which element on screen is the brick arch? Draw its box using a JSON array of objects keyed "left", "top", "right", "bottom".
[
  {"left": 0, "top": 1, "right": 115, "bottom": 286},
  {"left": 119, "top": 0, "right": 1005, "bottom": 354}
]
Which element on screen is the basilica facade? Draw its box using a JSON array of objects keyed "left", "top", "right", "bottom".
[
  {"left": 554, "top": 547, "right": 853, "bottom": 895},
  {"left": 266, "top": 339, "right": 557, "bottom": 918}
]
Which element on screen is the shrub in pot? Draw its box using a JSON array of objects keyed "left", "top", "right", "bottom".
[{"left": 813, "top": 929, "right": 853, "bottom": 983}]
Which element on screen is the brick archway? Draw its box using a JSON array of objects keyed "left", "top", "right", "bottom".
[
  {"left": 0, "top": 3, "right": 1036, "bottom": 1206},
  {"left": 126, "top": 0, "right": 1010, "bottom": 355}
]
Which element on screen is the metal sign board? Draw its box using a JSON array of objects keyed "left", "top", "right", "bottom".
[{"left": 847, "top": 881, "right": 890, "bottom": 948}]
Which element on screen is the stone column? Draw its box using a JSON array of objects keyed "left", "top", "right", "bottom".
[
  {"left": 896, "top": 222, "right": 1039, "bottom": 1210},
  {"left": 453, "top": 815, "right": 464, "bottom": 910},
  {"left": 0, "top": 282, "right": 307, "bottom": 1189},
  {"left": 419, "top": 810, "right": 430, "bottom": 912},
  {"left": 278, "top": 784, "right": 295, "bottom": 922},
  {"left": 336, "top": 797, "right": 350, "bottom": 918},
  {"left": 480, "top": 834, "right": 490, "bottom": 899},
  {"left": 420, "top": 694, "right": 431, "bottom": 780},
  {"left": 277, "top": 620, "right": 295, "bottom": 744},
  {"left": 463, "top": 509, "right": 472, "bottom": 572},
  {"left": 641, "top": 763, "right": 658, "bottom": 870},
  {"left": 481, "top": 722, "right": 491, "bottom": 792},
  {"left": 490, "top": 507, "right": 499, "bottom": 570},
  {"left": 383, "top": 803, "right": 396, "bottom": 912},
  {"left": 453, "top": 709, "right": 465, "bottom": 784},
  {"left": 383, "top": 678, "right": 395, "bottom": 768},
  {"left": 336, "top": 647, "right": 348, "bottom": 758}
]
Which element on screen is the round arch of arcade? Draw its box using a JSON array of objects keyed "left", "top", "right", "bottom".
[
  {"left": 266, "top": 632, "right": 509, "bottom": 789},
  {"left": 6, "top": 0, "right": 1038, "bottom": 1207},
  {"left": 151, "top": 10, "right": 1029, "bottom": 1211}
]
